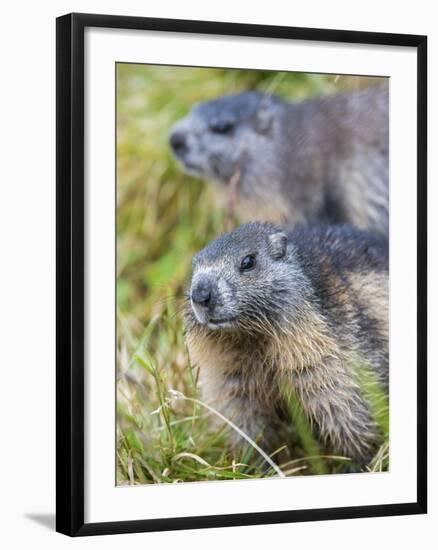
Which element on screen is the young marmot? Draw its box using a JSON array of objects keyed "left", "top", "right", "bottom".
[
  {"left": 184, "top": 222, "right": 389, "bottom": 464},
  {"left": 170, "top": 86, "right": 389, "bottom": 236}
]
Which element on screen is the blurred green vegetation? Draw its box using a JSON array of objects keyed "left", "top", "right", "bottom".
[{"left": 116, "top": 64, "right": 388, "bottom": 485}]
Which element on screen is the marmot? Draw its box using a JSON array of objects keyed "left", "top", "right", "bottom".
[
  {"left": 184, "top": 222, "right": 389, "bottom": 465},
  {"left": 170, "top": 86, "right": 389, "bottom": 236}
]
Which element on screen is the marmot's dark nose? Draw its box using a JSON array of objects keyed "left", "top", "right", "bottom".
[
  {"left": 170, "top": 131, "right": 188, "bottom": 156},
  {"left": 191, "top": 278, "right": 212, "bottom": 307}
]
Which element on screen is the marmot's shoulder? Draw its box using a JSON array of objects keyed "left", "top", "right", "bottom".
[{"left": 289, "top": 224, "right": 388, "bottom": 275}]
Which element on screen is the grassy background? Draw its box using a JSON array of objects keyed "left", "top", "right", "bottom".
[{"left": 116, "top": 64, "right": 388, "bottom": 485}]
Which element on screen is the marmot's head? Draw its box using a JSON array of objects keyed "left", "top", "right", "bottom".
[
  {"left": 187, "top": 222, "right": 309, "bottom": 333},
  {"left": 169, "top": 92, "right": 283, "bottom": 187}
]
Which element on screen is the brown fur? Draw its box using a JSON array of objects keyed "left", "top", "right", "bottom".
[{"left": 186, "top": 302, "right": 384, "bottom": 461}]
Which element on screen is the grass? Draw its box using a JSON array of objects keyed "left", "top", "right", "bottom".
[{"left": 116, "top": 64, "right": 388, "bottom": 485}]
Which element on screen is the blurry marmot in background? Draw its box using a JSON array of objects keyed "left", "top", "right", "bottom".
[
  {"left": 170, "top": 86, "right": 389, "bottom": 236},
  {"left": 184, "top": 222, "right": 388, "bottom": 465}
]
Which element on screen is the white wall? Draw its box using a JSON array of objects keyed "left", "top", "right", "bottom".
[{"left": 0, "top": 1, "right": 434, "bottom": 548}]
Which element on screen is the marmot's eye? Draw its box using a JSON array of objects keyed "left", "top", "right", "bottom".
[
  {"left": 240, "top": 255, "right": 256, "bottom": 272},
  {"left": 209, "top": 119, "right": 234, "bottom": 134}
]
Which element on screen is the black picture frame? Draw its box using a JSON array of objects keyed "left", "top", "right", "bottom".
[{"left": 56, "top": 12, "right": 427, "bottom": 537}]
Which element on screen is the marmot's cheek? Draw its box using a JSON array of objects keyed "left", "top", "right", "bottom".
[{"left": 217, "top": 278, "right": 234, "bottom": 305}]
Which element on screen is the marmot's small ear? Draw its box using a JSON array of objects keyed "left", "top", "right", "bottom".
[
  {"left": 268, "top": 232, "right": 288, "bottom": 259},
  {"left": 254, "top": 108, "right": 273, "bottom": 134}
]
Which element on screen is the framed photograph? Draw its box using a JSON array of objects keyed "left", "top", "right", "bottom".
[{"left": 56, "top": 12, "right": 427, "bottom": 536}]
